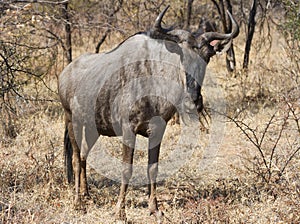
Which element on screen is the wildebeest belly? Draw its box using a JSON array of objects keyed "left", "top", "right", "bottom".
[{"left": 94, "top": 93, "right": 177, "bottom": 137}]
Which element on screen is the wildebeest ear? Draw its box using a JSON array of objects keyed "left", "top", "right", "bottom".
[{"left": 213, "top": 39, "right": 232, "bottom": 54}]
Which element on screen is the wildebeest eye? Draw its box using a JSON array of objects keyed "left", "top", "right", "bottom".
[
  {"left": 186, "top": 73, "right": 196, "bottom": 89},
  {"left": 187, "top": 77, "right": 196, "bottom": 89},
  {"left": 189, "top": 81, "right": 196, "bottom": 89}
]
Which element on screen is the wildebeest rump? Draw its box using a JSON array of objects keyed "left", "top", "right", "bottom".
[{"left": 58, "top": 5, "right": 239, "bottom": 222}]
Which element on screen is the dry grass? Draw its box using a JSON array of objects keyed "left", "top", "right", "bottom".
[{"left": 1, "top": 23, "right": 300, "bottom": 224}]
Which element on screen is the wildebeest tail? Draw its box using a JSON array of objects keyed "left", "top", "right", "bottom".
[{"left": 64, "top": 126, "right": 74, "bottom": 184}]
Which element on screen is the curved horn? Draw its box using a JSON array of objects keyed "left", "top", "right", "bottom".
[
  {"left": 154, "top": 5, "right": 171, "bottom": 32},
  {"left": 226, "top": 10, "right": 239, "bottom": 38},
  {"left": 200, "top": 10, "right": 239, "bottom": 43}
]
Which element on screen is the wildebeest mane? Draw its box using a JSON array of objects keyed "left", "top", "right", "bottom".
[{"left": 105, "top": 30, "right": 181, "bottom": 55}]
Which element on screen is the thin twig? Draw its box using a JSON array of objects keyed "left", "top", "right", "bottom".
[
  {"left": 259, "top": 113, "right": 276, "bottom": 148},
  {"left": 281, "top": 146, "right": 300, "bottom": 175},
  {"left": 268, "top": 115, "right": 287, "bottom": 181}
]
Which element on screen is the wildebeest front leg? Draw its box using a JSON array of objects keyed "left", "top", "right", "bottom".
[
  {"left": 148, "top": 144, "right": 160, "bottom": 215},
  {"left": 80, "top": 126, "right": 98, "bottom": 198},
  {"left": 147, "top": 117, "right": 166, "bottom": 220},
  {"left": 115, "top": 132, "right": 136, "bottom": 221},
  {"left": 79, "top": 159, "right": 88, "bottom": 198}
]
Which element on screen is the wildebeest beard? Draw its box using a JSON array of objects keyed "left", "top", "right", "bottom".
[{"left": 186, "top": 72, "right": 203, "bottom": 113}]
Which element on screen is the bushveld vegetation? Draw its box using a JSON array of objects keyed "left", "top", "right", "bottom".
[{"left": 0, "top": 0, "right": 299, "bottom": 223}]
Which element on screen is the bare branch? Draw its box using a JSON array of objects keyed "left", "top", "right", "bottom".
[
  {"left": 259, "top": 113, "right": 276, "bottom": 147},
  {"left": 285, "top": 100, "right": 300, "bottom": 135},
  {"left": 226, "top": 116, "right": 269, "bottom": 171},
  {"left": 95, "top": 29, "right": 110, "bottom": 53},
  {"left": 268, "top": 115, "right": 288, "bottom": 179},
  {"left": 281, "top": 146, "right": 300, "bottom": 175}
]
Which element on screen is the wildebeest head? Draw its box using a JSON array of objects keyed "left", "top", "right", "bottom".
[
  {"left": 152, "top": 6, "right": 239, "bottom": 62},
  {"left": 151, "top": 5, "right": 239, "bottom": 114}
]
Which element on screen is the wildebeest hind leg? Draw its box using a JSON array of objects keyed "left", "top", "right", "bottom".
[
  {"left": 115, "top": 132, "right": 136, "bottom": 221},
  {"left": 66, "top": 116, "right": 82, "bottom": 208}
]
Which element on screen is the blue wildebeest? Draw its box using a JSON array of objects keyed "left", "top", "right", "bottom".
[{"left": 59, "top": 5, "right": 239, "bottom": 222}]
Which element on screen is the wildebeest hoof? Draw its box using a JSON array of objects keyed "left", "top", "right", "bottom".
[
  {"left": 74, "top": 202, "right": 87, "bottom": 213},
  {"left": 81, "top": 192, "right": 90, "bottom": 200},
  {"left": 74, "top": 198, "right": 81, "bottom": 210},
  {"left": 115, "top": 208, "right": 127, "bottom": 223},
  {"left": 150, "top": 210, "right": 164, "bottom": 224}
]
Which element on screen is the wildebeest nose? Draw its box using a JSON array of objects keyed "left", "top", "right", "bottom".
[{"left": 196, "top": 104, "right": 203, "bottom": 113}]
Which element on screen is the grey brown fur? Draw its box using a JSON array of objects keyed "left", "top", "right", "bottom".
[{"left": 58, "top": 5, "right": 239, "bottom": 222}]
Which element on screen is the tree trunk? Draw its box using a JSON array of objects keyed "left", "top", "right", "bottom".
[
  {"left": 243, "top": 0, "right": 257, "bottom": 69},
  {"left": 62, "top": 2, "right": 72, "bottom": 63},
  {"left": 211, "top": 0, "right": 236, "bottom": 72},
  {"left": 184, "top": 0, "right": 194, "bottom": 30},
  {"left": 223, "top": 0, "right": 236, "bottom": 72}
]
